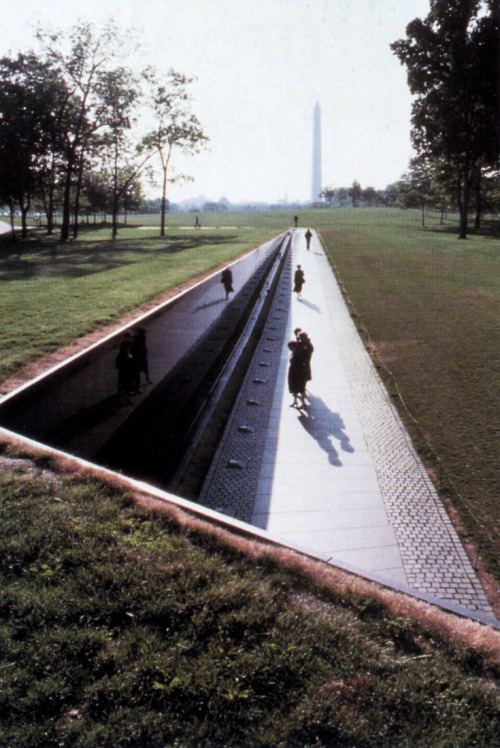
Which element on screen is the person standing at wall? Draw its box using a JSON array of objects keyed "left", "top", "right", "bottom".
[
  {"left": 115, "top": 334, "right": 135, "bottom": 405},
  {"left": 131, "top": 326, "right": 151, "bottom": 388}
]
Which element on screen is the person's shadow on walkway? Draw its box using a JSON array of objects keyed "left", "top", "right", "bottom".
[
  {"left": 297, "top": 392, "right": 354, "bottom": 467},
  {"left": 193, "top": 298, "right": 225, "bottom": 312},
  {"left": 298, "top": 298, "right": 322, "bottom": 313}
]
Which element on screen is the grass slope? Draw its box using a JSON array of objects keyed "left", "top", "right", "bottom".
[{"left": 0, "top": 445, "right": 499, "bottom": 748}]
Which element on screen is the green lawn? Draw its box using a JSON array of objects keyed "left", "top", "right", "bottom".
[
  {"left": 0, "top": 447, "right": 498, "bottom": 748},
  {"left": 1, "top": 208, "right": 499, "bottom": 746}
]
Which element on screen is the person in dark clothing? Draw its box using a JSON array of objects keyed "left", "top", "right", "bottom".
[
  {"left": 293, "top": 214, "right": 299, "bottom": 228},
  {"left": 298, "top": 331, "right": 314, "bottom": 395},
  {"left": 293, "top": 264, "right": 305, "bottom": 300},
  {"left": 305, "top": 228, "right": 313, "bottom": 249},
  {"left": 131, "top": 326, "right": 151, "bottom": 389},
  {"left": 287, "top": 331, "right": 314, "bottom": 409},
  {"left": 221, "top": 267, "right": 234, "bottom": 299},
  {"left": 115, "top": 334, "right": 135, "bottom": 405},
  {"left": 194, "top": 214, "right": 201, "bottom": 229},
  {"left": 287, "top": 339, "right": 308, "bottom": 408}
]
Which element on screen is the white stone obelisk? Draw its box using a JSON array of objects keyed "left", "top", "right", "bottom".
[{"left": 311, "top": 102, "right": 322, "bottom": 203}]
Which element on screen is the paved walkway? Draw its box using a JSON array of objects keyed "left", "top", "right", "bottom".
[{"left": 201, "top": 229, "right": 494, "bottom": 619}]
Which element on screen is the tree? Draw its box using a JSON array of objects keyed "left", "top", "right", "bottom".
[
  {"left": 392, "top": 0, "right": 500, "bottom": 238},
  {"left": 143, "top": 69, "right": 208, "bottom": 236},
  {"left": 96, "top": 66, "right": 151, "bottom": 240},
  {"left": 397, "top": 159, "right": 434, "bottom": 226},
  {"left": 81, "top": 171, "right": 111, "bottom": 222},
  {"left": 361, "top": 186, "right": 377, "bottom": 206},
  {"left": 0, "top": 53, "right": 66, "bottom": 238},
  {"left": 38, "top": 21, "right": 138, "bottom": 240},
  {"left": 319, "top": 187, "right": 336, "bottom": 206},
  {"left": 349, "top": 180, "right": 362, "bottom": 207}
]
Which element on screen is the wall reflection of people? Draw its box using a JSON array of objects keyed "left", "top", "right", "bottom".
[
  {"left": 115, "top": 333, "right": 135, "bottom": 405},
  {"left": 131, "top": 326, "right": 151, "bottom": 388},
  {"left": 221, "top": 267, "right": 234, "bottom": 300}
]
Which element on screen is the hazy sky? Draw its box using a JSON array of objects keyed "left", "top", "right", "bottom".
[{"left": 2, "top": 0, "right": 431, "bottom": 204}]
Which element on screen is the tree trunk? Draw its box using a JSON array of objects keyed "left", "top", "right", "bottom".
[
  {"left": 20, "top": 197, "right": 30, "bottom": 240},
  {"left": 72, "top": 151, "right": 86, "bottom": 239},
  {"left": 46, "top": 189, "right": 54, "bottom": 235},
  {"left": 60, "top": 164, "right": 73, "bottom": 241},
  {"left": 160, "top": 167, "right": 167, "bottom": 237},
  {"left": 457, "top": 172, "right": 470, "bottom": 240},
  {"left": 474, "top": 173, "right": 482, "bottom": 230},
  {"left": 8, "top": 201, "right": 16, "bottom": 243},
  {"left": 112, "top": 200, "right": 119, "bottom": 240}
]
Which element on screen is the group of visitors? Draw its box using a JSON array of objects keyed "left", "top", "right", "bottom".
[
  {"left": 115, "top": 327, "right": 151, "bottom": 405},
  {"left": 288, "top": 222, "right": 315, "bottom": 408}
]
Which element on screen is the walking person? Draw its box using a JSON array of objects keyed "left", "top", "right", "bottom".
[
  {"left": 221, "top": 267, "right": 234, "bottom": 300},
  {"left": 293, "top": 214, "right": 299, "bottom": 228},
  {"left": 305, "top": 228, "right": 313, "bottom": 250},
  {"left": 293, "top": 264, "right": 305, "bottom": 300},
  {"left": 194, "top": 214, "right": 201, "bottom": 229}
]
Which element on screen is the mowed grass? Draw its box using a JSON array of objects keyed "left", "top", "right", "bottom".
[
  {"left": 0, "top": 217, "right": 283, "bottom": 380},
  {"left": 0, "top": 446, "right": 499, "bottom": 748},
  {"left": 1, "top": 209, "right": 500, "bottom": 745},
  {"left": 315, "top": 208, "right": 500, "bottom": 582}
]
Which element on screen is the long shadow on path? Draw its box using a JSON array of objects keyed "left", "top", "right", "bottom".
[
  {"left": 298, "top": 297, "right": 322, "bottom": 313},
  {"left": 297, "top": 392, "right": 354, "bottom": 467}
]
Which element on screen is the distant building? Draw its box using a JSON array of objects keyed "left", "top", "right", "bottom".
[{"left": 312, "top": 102, "right": 322, "bottom": 203}]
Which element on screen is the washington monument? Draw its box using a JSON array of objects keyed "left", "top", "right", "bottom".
[{"left": 312, "top": 102, "right": 322, "bottom": 203}]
